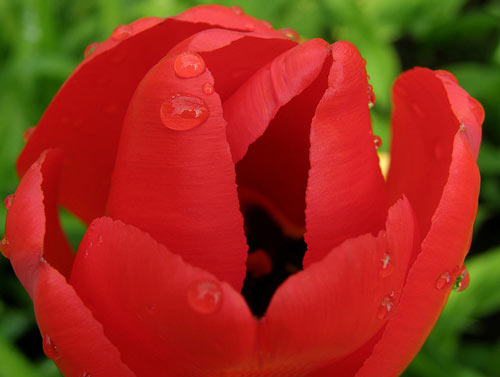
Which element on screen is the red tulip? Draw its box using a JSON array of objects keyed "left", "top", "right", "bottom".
[{"left": 1, "top": 5, "right": 483, "bottom": 377}]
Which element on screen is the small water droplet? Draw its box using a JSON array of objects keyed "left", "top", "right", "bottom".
[
  {"left": 187, "top": 280, "right": 223, "bottom": 314},
  {"left": 97, "top": 235, "right": 103, "bottom": 245},
  {"left": 435, "top": 272, "right": 452, "bottom": 290},
  {"left": 368, "top": 84, "right": 376, "bottom": 109},
  {"left": 43, "top": 334, "right": 61, "bottom": 360},
  {"left": 23, "top": 126, "right": 36, "bottom": 142},
  {"left": 0, "top": 238, "right": 10, "bottom": 258},
  {"left": 279, "top": 28, "right": 299, "bottom": 42},
  {"left": 453, "top": 265, "right": 470, "bottom": 292},
  {"left": 83, "top": 249, "right": 89, "bottom": 257},
  {"left": 202, "top": 82, "right": 214, "bottom": 95},
  {"left": 373, "top": 135, "right": 382, "bottom": 149},
  {"left": 174, "top": 52, "right": 206, "bottom": 79},
  {"left": 379, "top": 252, "right": 394, "bottom": 277},
  {"left": 160, "top": 94, "right": 209, "bottom": 131},
  {"left": 262, "top": 20, "right": 273, "bottom": 29},
  {"left": 230, "top": 5, "right": 244, "bottom": 15},
  {"left": 377, "top": 295, "right": 394, "bottom": 320},
  {"left": 81, "top": 372, "right": 91, "bottom": 377},
  {"left": 4, "top": 194, "right": 14, "bottom": 210},
  {"left": 459, "top": 123, "right": 466, "bottom": 132},
  {"left": 84, "top": 42, "right": 99, "bottom": 58},
  {"left": 111, "top": 25, "right": 132, "bottom": 41}
]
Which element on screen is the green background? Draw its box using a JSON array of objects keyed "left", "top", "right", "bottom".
[{"left": 1, "top": 0, "right": 499, "bottom": 376}]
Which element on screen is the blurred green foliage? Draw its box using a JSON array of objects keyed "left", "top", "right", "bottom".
[{"left": 0, "top": 0, "right": 499, "bottom": 376}]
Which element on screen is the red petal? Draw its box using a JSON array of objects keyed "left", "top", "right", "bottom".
[
  {"left": 355, "top": 132, "right": 480, "bottom": 377},
  {"left": 257, "top": 198, "right": 416, "bottom": 375},
  {"left": 70, "top": 217, "right": 257, "bottom": 377},
  {"left": 174, "top": 4, "right": 284, "bottom": 36},
  {"left": 386, "top": 67, "right": 472, "bottom": 240},
  {"left": 435, "top": 70, "right": 484, "bottom": 159},
  {"left": 4, "top": 152, "right": 134, "bottom": 377},
  {"left": 106, "top": 50, "right": 248, "bottom": 290},
  {"left": 303, "top": 41, "right": 388, "bottom": 267},
  {"left": 16, "top": 17, "right": 238, "bottom": 224}
]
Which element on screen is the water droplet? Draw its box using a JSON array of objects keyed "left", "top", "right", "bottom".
[
  {"left": 379, "top": 252, "right": 394, "bottom": 277},
  {"left": 43, "top": 334, "right": 61, "bottom": 360},
  {"left": 368, "top": 84, "right": 376, "bottom": 109},
  {"left": 0, "top": 238, "right": 10, "bottom": 258},
  {"left": 97, "top": 235, "right": 103, "bottom": 245},
  {"left": 4, "top": 194, "right": 14, "bottom": 210},
  {"left": 111, "top": 25, "right": 132, "bottom": 41},
  {"left": 202, "top": 82, "right": 214, "bottom": 95},
  {"left": 279, "top": 28, "right": 300, "bottom": 42},
  {"left": 435, "top": 272, "right": 452, "bottom": 290},
  {"left": 23, "top": 126, "right": 36, "bottom": 142},
  {"left": 377, "top": 295, "right": 394, "bottom": 320},
  {"left": 373, "top": 135, "right": 382, "bottom": 149},
  {"left": 187, "top": 280, "right": 223, "bottom": 314},
  {"left": 84, "top": 42, "right": 99, "bottom": 58},
  {"left": 459, "top": 123, "right": 466, "bottom": 132},
  {"left": 160, "top": 94, "right": 209, "bottom": 131},
  {"left": 262, "top": 20, "right": 273, "bottom": 29},
  {"left": 174, "top": 52, "right": 206, "bottom": 79},
  {"left": 453, "top": 265, "right": 470, "bottom": 292},
  {"left": 81, "top": 372, "right": 91, "bottom": 377},
  {"left": 230, "top": 6, "right": 244, "bottom": 15}
]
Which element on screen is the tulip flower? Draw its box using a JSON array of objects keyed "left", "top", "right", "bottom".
[{"left": 0, "top": 5, "right": 483, "bottom": 377}]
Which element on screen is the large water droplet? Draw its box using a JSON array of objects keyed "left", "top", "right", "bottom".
[
  {"left": 4, "top": 194, "right": 14, "bottom": 210},
  {"left": 230, "top": 5, "right": 244, "bottom": 15},
  {"left": 379, "top": 252, "right": 394, "bottom": 278},
  {"left": 43, "top": 334, "right": 61, "bottom": 360},
  {"left": 279, "top": 28, "right": 300, "bottom": 42},
  {"left": 174, "top": 52, "right": 206, "bottom": 79},
  {"left": 377, "top": 295, "right": 394, "bottom": 320},
  {"left": 84, "top": 42, "right": 99, "bottom": 58},
  {"left": 23, "top": 126, "right": 36, "bottom": 142},
  {"left": 111, "top": 25, "right": 132, "bottom": 41},
  {"left": 160, "top": 94, "right": 209, "bottom": 131},
  {"left": 187, "top": 280, "right": 223, "bottom": 314},
  {"left": 453, "top": 265, "right": 470, "bottom": 292},
  {"left": 368, "top": 84, "right": 376, "bottom": 109},
  {"left": 0, "top": 238, "right": 9, "bottom": 258},
  {"left": 435, "top": 272, "right": 452, "bottom": 290},
  {"left": 202, "top": 82, "right": 214, "bottom": 95},
  {"left": 373, "top": 135, "right": 382, "bottom": 149}
]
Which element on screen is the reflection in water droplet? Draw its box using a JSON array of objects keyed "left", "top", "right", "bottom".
[
  {"left": 187, "top": 280, "right": 223, "bottom": 314},
  {"left": 368, "top": 84, "right": 376, "bottom": 109},
  {"left": 453, "top": 265, "right": 470, "bottom": 292},
  {"left": 4, "top": 194, "right": 14, "bottom": 210},
  {"left": 279, "top": 28, "right": 300, "bottom": 42},
  {"left": 43, "top": 334, "right": 61, "bottom": 360},
  {"left": 174, "top": 52, "right": 206, "bottom": 79},
  {"left": 202, "top": 82, "right": 214, "bottom": 95},
  {"left": 377, "top": 295, "right": 394, "bottom": 320},
  {"left": 111, "top": 25, "right": 132, "bottom": 41},
  {"left": 0, "top": 238, "right": 10, "bottom": 258},
  {"left": 84, "top": 42, "right": 99, "bottom": 58},
  {"left": 373, "top": 135, "right": 382, "bottom": 149},
  {"left": 160, "top": 94, "right": 209, "bottom": 131},
  {"left": 23, "top": 126, "right": 36, "bottom": 142},
  {"left": 379, "top": 252, "right": 394, "bottom": 278},
  {"left": 435, "top": 272, "right": 452, "bottom": 290},
  {"left": 230, "top": 5, "right": 244, "bottom": 14}
]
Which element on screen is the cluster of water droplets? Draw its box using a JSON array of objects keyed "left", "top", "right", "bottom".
[
  {"left": 376, "top": 234, "right": 396, "bottom": 320},
  {"left": 435, "top": 265, "right": 469, "bottom": 292}
]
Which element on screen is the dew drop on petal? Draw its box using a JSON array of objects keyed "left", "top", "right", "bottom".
[
  {"left": 160, "top": 94, "right": 209, "bottom": 131},
  {"left": 187, "top": 280, "right": 223, "bottom": 314},
  {"left": 453, "top": 265, "right": 470, "bottom": 292},
  {"left": 81, "top": 372, "right": 91, "bottom": 377},
  {"left": 4, "top": 194, "right": 14, "bottom": 210},
  {"left": 111, "top": 25, "right": 132, "bottom": 41},
  {"left": 23, "top": 126, "right": 36, "bottom": 142},
  {"left": 84, "top": 42, "right": 99, "bottom": 58},
  {"left": 373, "top": 135, "right": 382, "bottom": 149},
  {"left": 435, "top": 272, "right": 452, "bottom": 290},
  {"left": 174, "top": 52, "right": 206, "bottom": 79},
  {"left": 43, "top": 334, "right": 61, "bottom": 360},
  {"left": 368, "top": 84, "right": 376, "bottom": 109},
  {"left": 0, "top": 238, "right": 10, "bottom": 258},
  {"left": 377, "top": 295, "right": 394, "bottom": 320},
  {"left": 459, "top": 123, "right": 466, "bottom": 132},
  {"left": 379, "top": 252, "right": 394, "bottom": 278},
  {"left": 262, "top": 20, "right": 273, "bottom": 29},
  {"left": 230, "top": 5, "right": 244, "bottom": 15},
  {"left": 279, "top": 28, "right": 300, "bottom": 42},
  {"left": 202, "top": 82, "right": 214, "bottom": 95}
]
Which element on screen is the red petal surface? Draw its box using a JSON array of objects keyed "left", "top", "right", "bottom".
[
  {"left": 70, "top": 217, "right": 257, "bottom": 377},
  {"left": 4, "top": 152, "right": 135, "bottom": 377},
  {"left": 106, "top": 50, "right": 248, "bottom": 290},
  {"left": 255, "top": 198, "right": 416, "bottom": 376},
  {"left": 303, "top": 41, "right": 388, "bottom": 267},
  {"left": 386, "top": 68, "right": 466, "bottom": 240},
  {"left": 355, "top": 132, "right": 480, "bottom": 377}
]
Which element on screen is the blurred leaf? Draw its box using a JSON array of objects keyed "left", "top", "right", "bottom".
[{"left": 0, "top": 335, "right": 40, "bottom": 377}]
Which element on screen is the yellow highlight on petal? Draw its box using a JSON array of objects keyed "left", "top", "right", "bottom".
[{"left": 378, "top": 151, "right": 390, "bottom": 180}]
